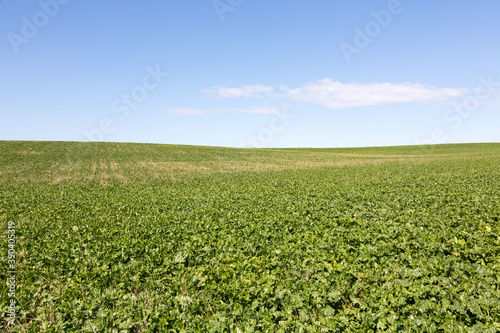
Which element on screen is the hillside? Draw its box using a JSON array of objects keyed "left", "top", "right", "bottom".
[
  {"left": 0, "top": 141, "right": 499, "bottom": 332},
  {"left": 1, "top": 141, "right": 498, "bottom": 184}
]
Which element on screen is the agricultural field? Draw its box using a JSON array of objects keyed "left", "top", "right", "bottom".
[{"left": 0, "top": 141, "right": 499, "bottom": 332}]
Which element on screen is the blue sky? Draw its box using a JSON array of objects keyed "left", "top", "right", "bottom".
[{"left": 1, "top": 0, "right": 499, "bottom": 148}]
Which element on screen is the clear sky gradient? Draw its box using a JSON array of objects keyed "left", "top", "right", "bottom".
[{"left": 1, "top": 0, "right": 499, "bottom": 147}]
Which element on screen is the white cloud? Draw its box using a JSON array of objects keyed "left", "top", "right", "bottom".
[
  {"left": 280, "top": 79, "right": 469, "bottom": 109},
  {"left": 233, "top": 106, "right": 281, "bottom": 114},
  {"left": 202, "top": 84, "right": 274, "bottom": 99},
  {"left": 164, "top": 106, "right": 282, "bottom": 115},
  {"left": 189, "top": 80, "right": 469, "bottom": 114},
  {"left": 164, "top": 108, "right": 213, "bottom": 115}
]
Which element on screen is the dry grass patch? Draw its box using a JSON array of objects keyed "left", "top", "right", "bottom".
[{"left": 138, "top": 161, "right": 211, "bottom": 172}]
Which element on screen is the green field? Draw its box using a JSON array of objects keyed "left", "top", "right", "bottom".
[{"left": 1, "top": 141, "right": 499, "bottom": 332}]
